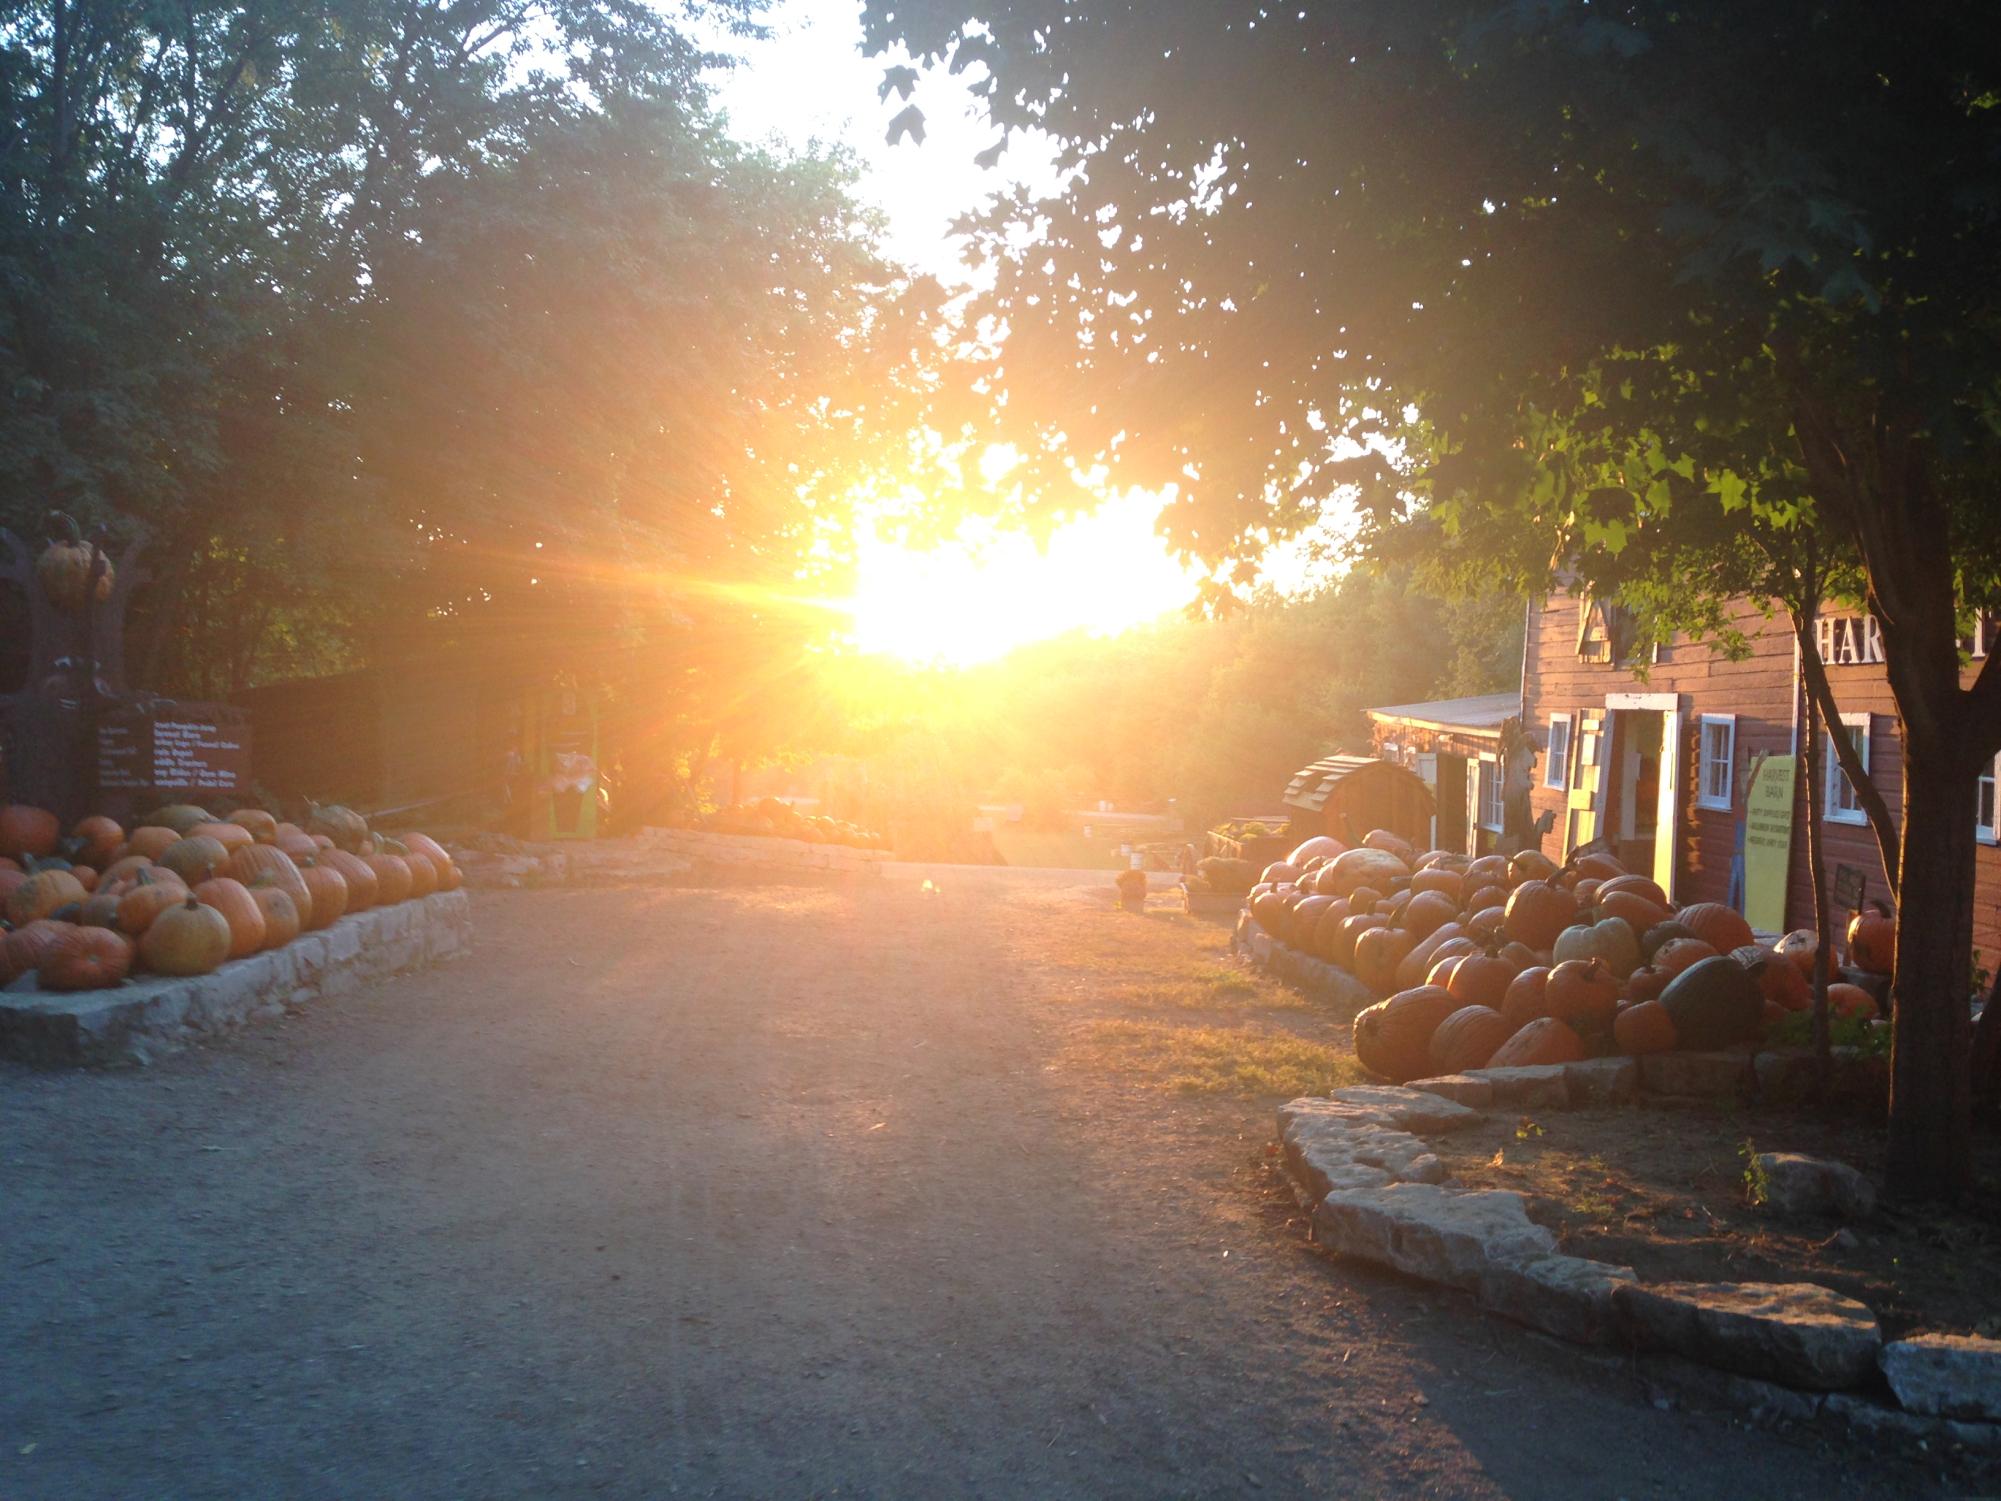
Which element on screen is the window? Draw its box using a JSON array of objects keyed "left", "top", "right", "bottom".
[
  {"left": 1979, "top": 755, "right": 1999, "bottom": 844},
  {"left": 1696, "top": 715, "right": 1736, "bottom": 811},
  {"left": 1476, "top": 757, "right": 1505, "bottom": 832},
  {"left": 1823, "top": 713, "right": 1871, "bottom": 824},
  {"left": 1544, "top": 714, "right": 1573, "bottom": 791}
]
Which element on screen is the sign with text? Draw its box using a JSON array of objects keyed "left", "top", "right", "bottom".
[
  {"left": 1742, "top": 754, "right": 1796, "bottom": 934},
  {"left": 97, "top": 706, "right": 250, "bottom": 806},
  {"left": 1833, "top": 862, "right": 1869, "bottom": 913}
]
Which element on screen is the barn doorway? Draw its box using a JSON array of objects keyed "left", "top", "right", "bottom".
[{"left": 1606, "top": 707, "right": 1665, "bottom": 881}]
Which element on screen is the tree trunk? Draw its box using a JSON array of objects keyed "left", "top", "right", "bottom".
[
  {"left": 1884, "top": 728, "right": 1978, "bottom": 1199},
  {"left": 1799, "top": 627, "right": 1899, "bottom": 895},
  {"left": 1798, "top": 639, "right": 1833, "bottom": 1094}
]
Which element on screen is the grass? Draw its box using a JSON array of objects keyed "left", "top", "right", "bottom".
[{"left": 1070, "top": 1019, "right": 1366, "bottom": 1097}]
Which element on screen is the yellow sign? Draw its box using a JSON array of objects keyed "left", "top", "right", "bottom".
[{"left": 1743, "top": 754, "right": 1796, "bottom": 934}]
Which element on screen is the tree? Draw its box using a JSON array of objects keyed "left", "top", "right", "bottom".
[{"left": 861, "top": 1, "right": 2001, "bottom": 1196}]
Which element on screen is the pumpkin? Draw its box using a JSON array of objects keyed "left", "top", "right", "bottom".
[
  {"left": 1396, "top": 922, "right": 1468, "bottom": 990},
  {"left": 1653, "top": 937, "right": 1720, "bottom": 977},
  {"left": 1429, "top": 1005, "right": 1516, "bottom": 1074},
  {"left": 366, "top": 852, "right": 414, "bottom": 905},
  {"left": 1292, "top": 894, "right": 1337, "bottom": 945},
  {"left": 1400, "top": 890, "right": 1458, "bottom": 943},
  {"left": 1466, "top": 904, "right": 1508, "bottom": 940},
  {"left": 115, "top": 870, "right": 189, "bottom": 935},
  {"left": 436, "top": 859, "right": 463, "bottom": 892},
  {"left": 39, "top": 926, "right": 134, "bottom": 991},
  {"left": 1571, "top": 851, "right": 1627, "bottom": 883},
  {"left": 1640, "top": 920, "right": 1696, "bottom": 962},
  {"left": 1502, "top": 877, "right": 1579, "bottom": 950},
  {"left": 251, "top": 886, "right": 303, "bottom": 950},
  {"left": 1598, "top": 889, "right": 1672, "bottom": 934},
  {"left": 1613, "top": 999, "right": 1680, "bottom": 1055},
  {"left": 1250, "top": 888, "right": 1286, "bottom": 933},
  {"left": 276, "top": 830, "right": 321, "bottom": 861},
  {"left": 1551, "top": 916, "right": 1641, "bottom": 980},
  {"left": 295, "top": 857, "right": 349, "bottom": 931},
  {"left": 1354, "top": 924, "right": 1417, "bottom": 991},
  {"left": 1463, "top": 883, "right": 1508, "bottom": 919},
  {"left": 1774, "top": 929, "right": 1820, "bottom": 978},
  {"left": 1287, "top": 835, "right": 1347, "bottom": 865},
  {"left": 1846, "top": 900, "right": 1895, "bottom": 974},
  {"left": 97, "top": 855, "right": 155, "bottom": 890},
  {"left": 140, "top": 803, "right": 215, "bottom": 836},
  {"left": 1488, "top": 1017, "right": 1587, "bottom": 1068},
  {"left": 0, "top": 804, "right": 60, "bottom": 860},
  {"left": 194, "top": 877, "right": 267, "bottom": 958},
  {"left": 1363, "top": 828, "right": 1418, "bottom": 862},
  {"left": 76, "top": 890, "right": 122, "bottom": 928},
  {"left": 138, "top": 895, "right": 232, "bottom": 976},
  {"left": 1464, "top": 854, "right": 1508, "bottom": 889},
  {"left": 226, "top": 808, "right": 280, "bottom": 843},
  {"left": 1424, "top": 937, "right": 1484, "bottom": 987},
  {"left": 1571, "top": 878, "right": 1602, "bottom": 908},
  {"left": 1409, "top": 867, "right": 1463, "bottom": 902},
  {"left": 1827, "top": 982, "right": 1880, "bottom": 1021},
  {"left": 399, "top": 832, "right": 455, "bottom": 879},
  {"left": 1624, "top": 964, "right": 1672, "bottom": 1003},
  {"left": 1658, "top": 955, "right": 1764, "bottom": 1049},
  {"left": 1354, "top": 985, "right": 1463, "bottom": 1082},
  {"left": 187, "top": 821, "right": 255, "bottom": 855},
  {"left": 69, "top": 814, "right": 124, "bottom": 866},
  {"left": 226, "top": 845, "right": 313, "bottom": 921},
  {"left": 1329, "top": 912, "right": 1386, "bottom": 967},
  {"left": 1446, "top": 946, "right": 1520, "bottom": 1009},
  {"left": 1, "top": 919, "right": 72, "bottom": 983},
  {"left": 1506, "top": 849, "right": 1559, "bottom": 886},
  {"left": 6, "top": 866, "right": 86, "bottom": 925},
  {"left": 1735, "top": 946, "right": 1812, "bottom": 1011},
  {"left": 34, "top": 513, "right": 112, "bottom": 610},
  {"left": 1676, "top": 902, "right": 1757, "bottom": 955},
  {"left": 1544, "top": 956, "right": 1623, "bottom": 1029},
  {"left": 1499, "top": 965, "right": 1553, "bottom": 1027},
  {"left": 158, "top": 835, "right": 229, "bottom": 885},
  {"left": 1261, "top": 861, "right": 1304, "bottom": 886},
  {"left": 1598, "top": 874, "right": 1669, "bottom": 906},
  {"left": 1327, "top": 847, "right": 1411, "bottom": 898},
  {"left": 120, "top": 826, "right": 182, "bottom": 863}
]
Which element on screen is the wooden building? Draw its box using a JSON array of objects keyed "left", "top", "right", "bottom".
[
  {"left": 1280, "top": 755, "right": 1436, "bottom": 851},
  {"left": 1365, "top": 693, "right": 1518, "bottom": 854}
]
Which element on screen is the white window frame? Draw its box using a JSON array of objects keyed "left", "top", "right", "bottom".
[
  {"left": 1695, "top": 714, "right": 1736, "bottom": 811},
  {"left": 1544, "top": 714, "right": 1573, "bottom": 791},
  {"left": 1823, "top": 712, "right": 1871, "bottom": 825},
  {"left": 1978, "top": 754, "right": 1999, "bottom": 845},
  {"left": 1475, "top": 755, "right": 1505, "bottom": 833}
]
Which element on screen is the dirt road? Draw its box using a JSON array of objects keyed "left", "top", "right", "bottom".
[{"left": 0, "top": 879, "right": 1947, "bottom": 1498}]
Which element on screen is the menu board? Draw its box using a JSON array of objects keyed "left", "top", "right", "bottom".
[
  {"left": 1742, "top": 754, "right": 1796, "bottom": 934},
  {"left": 97, "top": 708, "right": 250, "bottom": 797}
]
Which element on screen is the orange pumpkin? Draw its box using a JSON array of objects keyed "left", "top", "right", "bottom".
[
  {"left": 194, "top": 877, "right": 267, "bottom": 959},
  {"left": 436, "top": 859, "right": 463, "bottom": 892},
  {"left": 187, "top": 820, "right": 255, "bottom": 855},
  {"left": 400, "top": 832, "right": 455, "bottom": 877},
  {"left": 1736, "top": 947, "right": 1811, "bottom": 1011},
  {"left": 1676, "top": 902, "right": 1756, "bottom": 955},
  {"left": 1396, "top": 921, "right": 1468, "bottom": 990},
  {"left": 1571, "top": 851, "right": 1627, "bottom": 883},
  {"left": 1463, "top": 883, "right": 1508, "bottom": 919},
  {"left": 1774, "top": 929, "right": 1820, "bottom": 978},
  {"left": 120, "top": 826, "right": 182, "bottom": 863},
  {"left": 1624, "top": 964, "right": 1672, "bottom": 1003},
  {"left": 365, "top": 853, "right": 414, "bottom": 905},
  {"left": 70, "top": 814, "right": 125, "bottom": 867},
  {"left": 1598, "top": 889, "right": 1671, "bottom": 933},
  {"left": 276, "top": 831, "right": 321, "bottom": 862},
  {"left": 320, "top": 849, "right": 378, "bottom": 912},
  {"left": 250, "top": 886, "right": 302, "bottom": 949},
  {"left": 69, "top": 864, "right": 98, "bottom": 892},
  {"left": 1499, "top": 965, "right": 1553, "bottom": 1028},
  {"left": 227, "top": 846, "right": 313, "bottom": 921},
  {"left": 1446, "top": 947, "right": 1521, "bottom": 1009},
  {"left": 0, "top": 803, "right": 61, "bottom": 860},
  {"left": 158, "top": 835, "right": 229, "bottom": 884},
  {"left": 1487, "top": 1016, "right": 1587, "bottom": 1068},
  {"left": 5, "top": 867, "right": 86, "bottom": 925},
  {"left": 1409, "top": 867, "right": 1463, "bottom": 902},
  {"left": 116, "top": 870, "right": 189, "bottom": 935},
  {"left": 1846, "top": 901, "right": 1895, "bottom": 974},
  {"left": 1543, "top": 957, "right": 1623, "bottom": 1029},
  {"left": 1354, "top": 985, "right": 1463, "bottom": 1082},
  {"left": 138, "top": 895, "right": 232, "bottom": 976},
  {"left": 1614, "top": 999, "right": 1679, "bottom": 1055},
  {"left": 1597, "top": 874, "right": 1668, "bottom": 906},
  {"left": 39, "top": 926, "right": 134, "bottom": 991},
  {"left": 1401, "top": 889, "right": 1457, "bottom": 942},
  {"left": 76, "top": 891, "right": 122, "bottom": 928},
  {"left": 1464, "top": 854, "right": 1508, "bottom": 889},
  {"left": 1329, "top": 912, "right": 1386, "bottom": 967},
  {"left": 1429, "top": 1005, "right": 1515, "bottom": 1074},
  {"left": 399, "top": 847, "right": 440, "bottom": 899},
  {"left": 97, "top": 855, "right": 155, "bottom": 890},
  {"left": 1502, "top": 877, "right": 1579, "bottom": 950},
  {"left": 1353, "top": 924, "right": 1417, "bottom": 991},
  {"left": 1653, "top": 937, "right": 1720, "bottom": 977},
  {"left": 296, "top": 857, "right": 349, "bottom": 931},
  {"left": 1, "top": 919, "right": 71, "bottom": 983},
  {"left": 226, "top": 808, "right": 280, "bottom": 843},
  {"left": 1466, "top": 904, "right": 1508, "bottom": 940},
  {"left": 1827, "top": 982, "right": 1880, "bottom": 1021}
]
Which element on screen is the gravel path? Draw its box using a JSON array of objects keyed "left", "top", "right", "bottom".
[{"left": 0, "top": 879, "right": 1948, "bottom": 1499}]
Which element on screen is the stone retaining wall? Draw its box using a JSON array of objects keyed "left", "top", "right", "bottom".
[{"left": 0, "top": 891, "right": 472, "bottom": 1067}]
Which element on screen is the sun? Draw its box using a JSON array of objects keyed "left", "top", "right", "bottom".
[{"left": 839, "top": 491, "right": 1200, "bottom": 665}]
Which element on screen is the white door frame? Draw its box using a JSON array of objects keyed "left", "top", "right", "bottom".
[{"left": 1599, "top": 692, "right": 1683, "bottom": 900}]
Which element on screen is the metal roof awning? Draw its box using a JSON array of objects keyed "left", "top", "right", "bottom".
[{"left": 1364, "top": 692, "right": 1519, "bottom": 737}]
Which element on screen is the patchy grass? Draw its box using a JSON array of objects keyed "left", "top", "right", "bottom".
[{"left": 1069, "top": 1018, "right": 1366, "bottom": 1098}]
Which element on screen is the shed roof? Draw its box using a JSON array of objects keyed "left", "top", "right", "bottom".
[
  {"left": 1364, "top": 691, "right": 1519, "bottom": 736},
  {"left": 1282, "top": 754, "right": 1430, "bottom": 815}
]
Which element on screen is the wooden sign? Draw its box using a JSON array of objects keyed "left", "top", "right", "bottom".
[
  {"left": 1833, "top": 862, "right": 1868, "bottom": 912},
  {"left": 97, "top": 705, "right": 250, "bottom": 812},
  {"left": 1741, "top": 754, "right": 1795, "bottom": 934}
]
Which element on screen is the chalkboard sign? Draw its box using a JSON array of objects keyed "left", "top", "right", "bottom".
[
  {"left": 96, "top": 706, "right": 250, "bottom": 811},
  {"left": 1833, "top": 862, "right": 1869, "bottom": 912}
]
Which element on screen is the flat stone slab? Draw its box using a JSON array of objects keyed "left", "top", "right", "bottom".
[
  {"left": 1325, "top": 1085, "right": 1481, "bottom": 1133},
  {"left": 1277, "top": 1097, "right": 1455, "bottom": 1205},
  {"left": 1753, "top": 1152, "right": 1877, "bottom": 1219},
  {"left": 1824, "top": 1392, "right": 2001, "bottom": 1450},
  {"left": 1613, "top": 1280, "right": 1881, "bottom": 1390},
  {"left": 1881, "top": 1334, "right": 2001, "bottom": 1420},
  {"left": 1640, "top": 1049, "right": 1756, "bottom": 1099},
  {"left": 1314, "top": 1183, "right": 1557, "bottom": 1292},
  {"left": 1478, "top": 1254, "right": 1635, "bottom": 1346},
  {"left": 0, "top": 891, "right": 471, "bottom": 1066},
  {"left": 1466, "top": 1063, "right": 1570, "bottom": 1110},
  {"left": 1405, "top": 1074, "right": 1496, "bottom": 1109},
  {"left": 1564, "top": 1056, "right": 1639, "bottom": 1106},
  {"left": 1639, "top": 1354, "right": 1824, "bottom": 1425}
]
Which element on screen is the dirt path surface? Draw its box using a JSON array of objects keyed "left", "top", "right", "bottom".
[{"left": 1, "top": 879, "right": 1951, "bottom": 1499}]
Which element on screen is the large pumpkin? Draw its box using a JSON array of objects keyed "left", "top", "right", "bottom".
[
  {"left": 5, "top": 866, "right": 86, "bottom": 925},
  {"left": 1653, "top": 936, "right": 1720, "bottom": 977},
  {"left": 1408, "top": 867, "right": 1463, "bottom": 903},
  {"left": 1353, "top": 924, "right": 1417, "bottom": 991},
  {"left": 1498, "top": 965, "right": 1553, "bottom": 1028},
  {"left": 1502, "top": 877, "right": 1579, "bottom": 950},
  {"left": 227, "top": 845, "right": 313, "bottom": 922},
  {"left": 1329, "top": 912, "right": 1386, "bottom": 967},
  {"left": 251, "top": 886, "right": 303, "bottom": 950},
  {"left": 1400, "top": 890, "right": 1459, "bottom": 944},
  {"left": 115, "top": 870, "right": 189, "bottom": 935},
  {"left": 295, "top": 857, "right": 349, "bottom": 931},
  {"left": 1362, "top": 828, "right": 1417, "bottom": 862},
  {"left": 1551, "top": 916, "right": 1641, "bottom": 980},
  {"left": 39, "top": 926, "right": 134, "bottom": 991},
  {"left": 1506, "top": 849, "right": 1559, "bottom": 886},
  {"left": 1543, "top": 957, "right": 1622, "bottom": 1030},
  {"left": 1658, "top": 955, "right": 1764, "bottom": 1049},
  {"left": 1613, "top": 999, "right": 1679, "bottom": 1055},
  {"left": 1446, "top": 947, "right": 1520, "bottom": 1009},
  {"left": 69, "top": 815, "right": 124, "bottom": 867},
  {"left": 1735, "top": 946, "right": 1811, "bottom": 1011},
  {"left": 1570, "top": 851, "right": 1627, "bottom": 883},
  {"left": 140, "top": 804, "right": 215, "bottom": 836},
  {"left": 1676, "top": 902, "right": 1756, "bottom": 955},
  {"left": 365, "top": 852, "right": 415, "bottom": 905},
  {"left": 1598, "top": 873, "right": 1668, "bottom": 906},
  {"left": 1598, "top": 889, "right": 1671, "bottom": 934},
  {"left": 1487, "top": 1017, "right": 1587, "bottom": 1068},
  {"left": 1396, "top": 921, "right": 1467, "bottom": 990},
  {"left": 319, "top": 849, "right": 378, "bottom": 911},
  {"left": 1354, "top": 985, "right": 1462, "bottom": 1082},
  {"left": 1, "top": 919, "right": 71, "bottom": 983},
  {"left": 120, "top": 826, "right": 182, "bottom": 863},
  {"left": 138, "top": 895, "right": 232, "bottom": 976},
  {"left": 1325, "top": 848, "right": 1411, "bottom": 900},
  {"left": 158, "top": 835, "right": 229, "bottom": 885},
  {"left": 1774, "top": 929, "right": 1820, "bottom": 978},
  {"left": 1292, "top": 894, "right": 1337, "bottom": 946},
  {"left": 306, "top": 801, "right": 372, "bottom": 853},
  {"left": 0, "top": 804, "right": 60, "bottom": 861},
  {"left": 194, "top": 877, "right": 267, "bottom": 959},
  {"left": 226, "top": 808, "right": 280, "bottom": 844},
  {"left": 1286, "top": 835, "right": 1347, "bottom": 865},
  {"left": 1827, "top": 982, "right": 1881, "bottom": 1021},
  {"left": 187, "top": 821, "right": 255, "bottom": 855},
  {"left": 1429, "top": 1005, "right": 1515, "bottom": 1074},
  {"left": 1846, "top": 901, "right": 1895, "bottom": 975},
  {"left": 1261, "top": 861, "right": 1303, "bottom": 887}
]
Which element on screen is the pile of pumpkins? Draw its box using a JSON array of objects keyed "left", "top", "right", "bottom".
[
  {"left": 0, "top": 800, "right": 462, "bottom": 994},
  {"left": 1246, "top": 831, "right": 1887, "bottom": 1085}
]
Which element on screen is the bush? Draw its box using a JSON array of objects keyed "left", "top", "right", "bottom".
[{"left": 1196, "top": 856, "right": 1259, "bottom": 895}]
